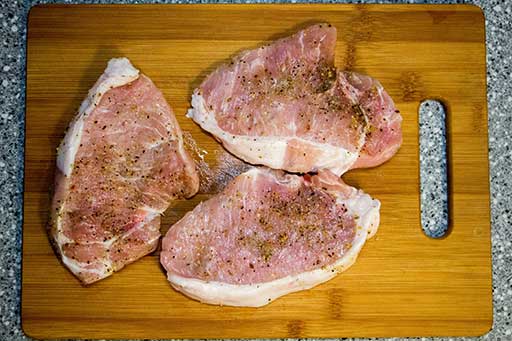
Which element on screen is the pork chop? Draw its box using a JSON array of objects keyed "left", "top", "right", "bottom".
[
  {"left": 187, "top": 23, "right": 402, "bottom": 175},
  {"left": 160, "top": 167, "right": 379, "bottom": 307},
  {"left": 49, "top": 57, "right": 199, "bottom": 284}
]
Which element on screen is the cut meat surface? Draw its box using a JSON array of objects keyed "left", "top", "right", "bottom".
[
  {"left": 187, "top": 23, "right": 402, "bottom": 175},
  {"left": 342, "top": 72, "right": 403, "bottom": 169},
  {"left": 160, "top": 168, "right": 379, "bottom": 307},
  {"left": 49, "top": 57, "right": 199, "bottom": 284}
]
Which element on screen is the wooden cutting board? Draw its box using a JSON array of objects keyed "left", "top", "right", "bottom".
[{"left": 22, "top": 4, "right": 491, "bottom": 339}]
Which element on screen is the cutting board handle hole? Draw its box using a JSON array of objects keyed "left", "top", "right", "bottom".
[{"left": 419, "top": 100, "right": 449, "bottom": 238}]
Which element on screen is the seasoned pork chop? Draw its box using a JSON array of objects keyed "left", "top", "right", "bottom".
[
  {"left": 161, "top": 168, "right": 379, "bottom": 307},
  {"left": 49, "top": 58, "right": 199, "bottom": 284},
  {"left": 187, "top": 24, "right": 402, "bottom": 175}
]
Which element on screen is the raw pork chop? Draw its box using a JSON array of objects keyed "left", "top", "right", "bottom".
[
  {"left": 49, "top": 58, "right": 199, "bottom": 284},
  {"left": 161, "top": 168, "right": 379, "bottom": 307},
  {"left": 187, "top": 24, "right": 402, "bottom": 175}
]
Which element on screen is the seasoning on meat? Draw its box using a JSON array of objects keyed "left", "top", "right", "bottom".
[
  {"left": 49, "top": 58, "right": 199, "bottom": 285},
  {"left": 160, "top": 168, "right": 380, "bottom": 307},
  {"left": 187, "top": 24, "right": 402, "bottom": 175}
]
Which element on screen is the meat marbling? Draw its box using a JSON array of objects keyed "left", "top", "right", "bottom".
[
  {"left": 160, "top": 167, "right": 379, "bottom": 307},
  {"left": 49, "top": 57, "right": 199, "bottom": 284},
  {"left": 187, "top": 23, "right": 402, "bottom": 175}
]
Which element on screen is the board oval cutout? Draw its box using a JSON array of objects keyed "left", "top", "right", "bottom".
[{"left": 419, "top": 99, "right": 449, "bottom": 238}]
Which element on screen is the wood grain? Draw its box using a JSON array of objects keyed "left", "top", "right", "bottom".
[{"left": 22, "top": 4, "right": 491, "bottom": 339}]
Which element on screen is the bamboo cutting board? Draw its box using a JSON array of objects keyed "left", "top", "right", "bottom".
[{"left": 22, "top": 4, "right": 491, "bottom": 339}]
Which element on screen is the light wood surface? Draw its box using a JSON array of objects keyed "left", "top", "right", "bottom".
[{"left": 22, "top": 4, "right": 491, "bottom": 339}]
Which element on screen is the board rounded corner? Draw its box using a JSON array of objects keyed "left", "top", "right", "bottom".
[
  {"left": 21, "top": 317, "right": 45, "bottom": 341},
  {"left": 471, "top": 318, "right": 494, "bottom": 337}
]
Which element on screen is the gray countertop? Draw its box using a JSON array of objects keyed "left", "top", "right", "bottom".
[{"left": 1, "top": 0, "right": 510, "bottom": 340}]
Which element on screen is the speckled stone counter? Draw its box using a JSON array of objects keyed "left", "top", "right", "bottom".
[{"left": 1, "top": 0, "right": 510, "bottom": 340}]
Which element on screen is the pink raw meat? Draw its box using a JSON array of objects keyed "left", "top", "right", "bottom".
[
  {"left": 49, "top": 58, "right": 199, "bottom": 284},
  {"left": 160, "top": 167, "right": 379, "bottom": 307},
  {"left": 187, "top": 23, "right": 402, "bottom": 175}
]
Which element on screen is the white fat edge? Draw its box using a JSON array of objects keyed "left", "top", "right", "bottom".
[
  {"left": 57, "top": 57, "right": 139, "bottom": 178},
  {"left": 188, "top": 93, "right": 359, "bottom": 175},
  {"left": 61, "top": 255, "right": 112, "bottom": 279},
  {"left": 223, "top": 136, "right": 357, "bottom": 176},
  {"left": 341, "top": 189, "right": 381, "bottom": 239},
  {"left": 165, "top": 179, "right": 379, "bottom": 307},
  {"left": 167, "top": 263, "right": 336, "bottom": 307},
  {"left": 167, "top": 215, "right": 373, "bottom": 307}
]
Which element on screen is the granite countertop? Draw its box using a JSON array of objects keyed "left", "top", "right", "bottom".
[{"left": 1, "top": 0, "right": 510, "bottom": 340}]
